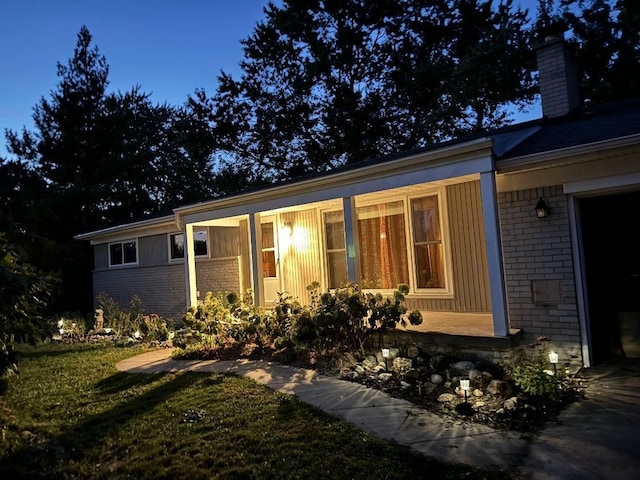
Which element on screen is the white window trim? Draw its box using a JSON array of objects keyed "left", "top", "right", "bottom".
[
  {"left": 168, "top": 229, "right": 210, "bottom": 262},
  {"left": 321, "top": 208, "right": 347, "bottom": 290},
  {"left": 108, "top": 239, "right": 138, "bottom": 268},
  {"left": 407, "top": 190, "right": 454, "bottom": 299}
]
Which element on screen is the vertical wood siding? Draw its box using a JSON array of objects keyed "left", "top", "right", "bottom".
[
  {"left": 281, "top": 209, "right": 323, "bottom": 304},
  {"left": 406, "top": 181, "right": 491, "bottom": 313}
]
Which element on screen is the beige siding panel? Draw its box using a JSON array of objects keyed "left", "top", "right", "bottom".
[
  {"left": 211, "top": 226, "right": 240, "bottom": 258},
  {"left": 405, "top": 181, "right": 490, "bottom": 313},
  {"left": 139, "top": 234, "right": 168, "bottom": 267},
  {"left": 281, "top": 209, "right": 322, "bottom": 305},
  {"left": 238, "top": 219, "right": 252, "bottom": 294}
]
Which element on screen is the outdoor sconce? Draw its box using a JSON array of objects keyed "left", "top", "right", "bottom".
[
  {"left": 382, "top": 348, "right": 390, "bottom": 370},
  {"left": 535, "top": 198, "right": 551, "bottom": 218},
  {"left": 549, "top": 351, "right": 558, "bottom": 375},
  {"left": 460, "top": 378, "right": 470, "bottom": 403}
]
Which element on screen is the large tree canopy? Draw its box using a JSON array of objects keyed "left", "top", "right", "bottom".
[{"left": 207, "top": 0, "right": 535, "bottom": 187}]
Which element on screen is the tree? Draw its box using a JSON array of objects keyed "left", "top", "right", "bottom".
[
  {"left": 0, "top": 233, "right": 54, "bottom": 377},
  {"left": 208, "top": 0, "right": 535, "bottom": 186},
  {"left": 2, "top": 26, "right": 217, "bottom": 311},
  {"left": 536, "top": 0, "right": 640, "bottom": 104}
]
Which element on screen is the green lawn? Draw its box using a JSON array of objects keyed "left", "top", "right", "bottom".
[{"left": 0, "top": 343, "right": 511, "bottom": 479}]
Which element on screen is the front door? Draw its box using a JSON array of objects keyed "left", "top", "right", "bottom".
[
  {"left": 580, "top": 190, "right": 640, "bottom": 364},
  {"left": 261, "top": 218, "right": 281, "bottom": 303}
]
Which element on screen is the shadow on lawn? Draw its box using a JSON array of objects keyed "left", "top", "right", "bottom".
[
  {"left": 0, "top": 371, "right": 216, "bottom": 477},
  {"left": 15, "top": 342, "right": 110, "bottom": 359}
]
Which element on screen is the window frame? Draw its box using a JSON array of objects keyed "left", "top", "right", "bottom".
[
  {"left": 168, "top": 228, "right": 210, "bottom": 262},
  {"left": 407, "top": 190, "right": 453, "bottom": 298},
  {"left": 321, "top": 209, "right": 349, "bottom": 290},
  {"left": 328, "top": 188, "right": 452, "bottom": 298},
  {"left": 108, "top": 239, "right": 138, "bottom": 268}
]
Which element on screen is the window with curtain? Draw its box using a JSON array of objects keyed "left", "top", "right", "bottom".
[
  {"left": 357, "top": 201, "right": 409, "bottom": 289},
  {"left": 323, "top": 211, "right": 347, "bottom": 288},
  {"left": 411, "top": 195, "right": 445, "bottom": 288}
]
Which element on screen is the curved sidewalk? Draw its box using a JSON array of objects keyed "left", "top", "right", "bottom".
[
  {"left": 116, "top": 349, "right": 528, "bottom": 471},
  {"left": 117, "top": 350, "right": 640, "bottom": 478}
]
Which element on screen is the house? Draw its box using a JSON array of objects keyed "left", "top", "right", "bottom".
[{"left": 75, "top": 34, "right": 640, "bottom": 367}]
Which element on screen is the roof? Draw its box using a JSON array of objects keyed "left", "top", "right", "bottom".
[{"left": 499, "top": 97, "right": 640, "bottom": 160}]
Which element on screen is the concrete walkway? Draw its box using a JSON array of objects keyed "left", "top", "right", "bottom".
[{"left": 116, "top": 350, "right": 640, "bottom": 478}]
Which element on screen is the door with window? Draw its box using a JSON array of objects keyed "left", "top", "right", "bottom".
[{"left": 261, "top": 218, "right": 281, "bottom": 303}]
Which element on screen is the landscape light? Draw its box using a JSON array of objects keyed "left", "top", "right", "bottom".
[
  {"left": 549, "top": 351, "right": 558, "bottom": 375},
  {"left": 460, "top": 378, "right": 470, "bottom": 403}
]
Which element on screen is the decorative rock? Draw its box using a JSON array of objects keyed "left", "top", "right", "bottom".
[
  {"left": 393, "top": 357, "right": 413, "bottom": 374},
  {"left": 388, "top": 347, "right": 401, "bottom": 360},
  {"left": 475, "top": 401, "right": 486, "bottom": 407},
  {"left": 437, "top": 393, "right": 456, "bottom": 403},
  {"left": 361, "top": 359, "right": 374, "bottom": 370},
  {"left": 365, "top": 355, "right": 378, "bottom": 365},
  {"left": 468, "top": 369, "right": 482, "bottom": 381},
  {"left": 423, "top": 382, "right": 437, "bottom": 394},
  {"left": 404, "top": 369, "right": 420, "bottom": 381},
  {"left": 346, "top": 371, "right": 361, "bottom": 380},
  {"left": 430, "top": 354, "right": 448, "bottom": 370},
  {"left": 481, "top": 371, "right": 494, "bottom": 383},
  {"left": 472, "top": 389, "right": 484, "bottom": 397},
  {"left": 406, "top": 346, "right": 420, "bottom": 358},
  {"left": 430, "top": 373, "right": 444, "bottom": 385},
  {"left": 373, "top": 365, "right": 386, "bottom": 373},
  {"left": 496, "top": 408, "right": 505, "bottom": 415},
  {"left": 378, "top": 373, "right": 393, "bottom": 383},
  {"left": 487, "top": 379, "right": 513, "bottom": 397},
  {"left": 400, "top": 381, "right": 411, "bottom": 389},
  {"left": 503, "top": 397, "right": 518, "bottom": 411},
  {"left": 354, "top": 365, "right": 365, "bottom": 374},
  {"left": 450, "top": 360, "right": 475, "bottom": 375}
]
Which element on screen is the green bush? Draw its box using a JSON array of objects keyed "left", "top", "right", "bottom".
[{"left": 503, "top": 338, "right": 562, "bottom": 399}]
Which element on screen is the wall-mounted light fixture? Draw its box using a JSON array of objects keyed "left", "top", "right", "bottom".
[
  {"left": 282, "top": 222, "right": 293, "bottom": 237},
  {"left": 535, "top": 198, "right": 551, "bottom": 218}
]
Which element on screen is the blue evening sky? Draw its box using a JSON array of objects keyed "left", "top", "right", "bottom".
[{"left": 0, "top": 0, "right": 541, "bottom": 159}]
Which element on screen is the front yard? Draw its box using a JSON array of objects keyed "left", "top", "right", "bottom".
[{"left": 0, "top": 343, "right": 510, "bottom": 479}]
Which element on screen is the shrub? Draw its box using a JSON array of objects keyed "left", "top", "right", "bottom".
[{"left": 502, "top": 337, "right": 562, "bottom": 399}]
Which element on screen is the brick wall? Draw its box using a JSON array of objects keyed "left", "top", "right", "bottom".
[
  {"left": 93, "top": 257, "right": 241, "bottom": 321},
  {"left": 499, "top": 185, "right": 583, "bottom": 363}
]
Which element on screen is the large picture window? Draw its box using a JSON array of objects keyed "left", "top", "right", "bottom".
[
  {"left": 323, "top": 211, "right": 347, "bottom": 288},
  {"left": 411, "top": 195, "right": 445, "bottom": 289},
  {"left": 169, "top": 229, "right": 209, "bottom": 260},
  {"left": 109, "top": 240, "right": 137, "bottom": 267},
  {"left": 357, "top": 201, "right": 409, "bottom": 289}
]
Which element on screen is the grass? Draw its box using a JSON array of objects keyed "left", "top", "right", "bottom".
[{"left": 0, "top": 343, "right": 512, "bottom": 479}]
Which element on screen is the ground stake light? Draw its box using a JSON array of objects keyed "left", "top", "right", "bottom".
[
  {"left": 549, "top": 351, "right": 559, "bottom": 375},
  {"left": 460, "top": 378, "right": 470, "bottom": 403},
  {"left": 382, "top": 348, "right": 390, "bottom": 370}
]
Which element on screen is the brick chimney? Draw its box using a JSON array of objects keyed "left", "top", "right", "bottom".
[{"left": 536, "top": 33, "right": 580, "bottom": 118}]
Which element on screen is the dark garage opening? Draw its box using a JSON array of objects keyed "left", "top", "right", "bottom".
[{"left": 580, "top": 190, "right": 640, "bottom": 364}]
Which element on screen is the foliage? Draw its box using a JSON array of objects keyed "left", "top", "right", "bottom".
[
  {"left": 96, "top": 292, "right": 170, "bottom": 340},
  {"left": 536, "top": 0, "right": 640, "bottom": 105},
  {"left": 502, "top": 337, "right": 563, "bottom": 399},
  {"left": 176, "top": 283, "right": 422, "bottom": 359},
  {"left": 207, "top": 0, "right": 535, "bottom": 189},
  {"left": 0, "top": 233, "right": 55, "bottom": 377},
  {"left": 1, "top": 26, "right": 218, "bottom": 312}
]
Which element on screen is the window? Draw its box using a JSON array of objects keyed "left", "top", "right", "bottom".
[
  {"left": 323, "top": 211, "right": 347, "bottom": 288},
  {"left": 357, "top": 201, "right": 409, "bottom": 289},
  {"left": 169, "top": 229, "right": 209, "bottom": 261},
  {"left": 109, "top": 240, "right": 137, "bottom": 267},
  {"left": 261, "top": 223, "right": 276, "bottom": 278},
  {"left": 411, "top": 195, "right": 445, "bottom": 289}
]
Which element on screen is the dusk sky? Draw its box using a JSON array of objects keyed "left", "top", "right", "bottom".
[{"left": 1, "top": 0, "right": 541, "bottom": 159}]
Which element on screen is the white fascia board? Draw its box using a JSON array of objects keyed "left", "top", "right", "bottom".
[
  {"left": 177, "top": 140, "right": 494, "bottom": 225},
  {"left": 564, "top": 171, "right": 640, "bottom": 195},
  {"left": 74, "top": 215, "right": 176, "bottom": 245}
]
